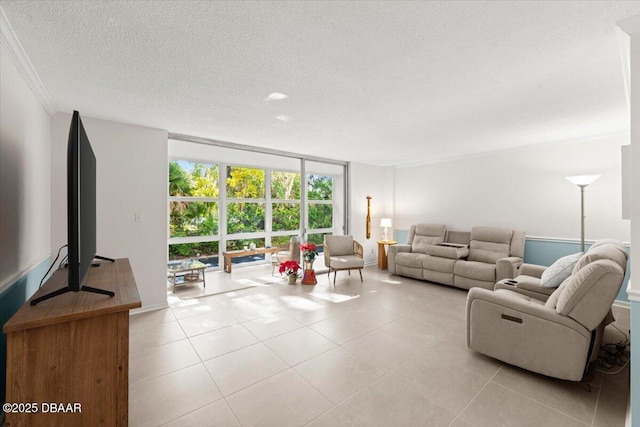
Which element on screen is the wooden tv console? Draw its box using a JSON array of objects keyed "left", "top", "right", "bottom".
[{"left": 3, "top": 258, "right": 141, "bottom": 426}]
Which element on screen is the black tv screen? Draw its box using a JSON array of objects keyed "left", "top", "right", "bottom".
[
  {"left": 31, "top": 111, "right": 114, "bottom": 305},
  {"left": 67, "top": 110, "right": 96, "bottom": 291}
]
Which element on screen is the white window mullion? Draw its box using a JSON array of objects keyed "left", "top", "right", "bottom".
[
  {"left": 301, "top": 159, "right": 307, "bottom": 241},
  {"left": 219, "top": 163, "right": 228, "bottom": 264},
  {"left": 266, "top": 169, "right": 272, "bottom": 247}
]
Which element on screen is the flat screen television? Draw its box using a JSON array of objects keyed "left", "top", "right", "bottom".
[{"left": 32, "top": 111, "right": 114, "bottom": 305}]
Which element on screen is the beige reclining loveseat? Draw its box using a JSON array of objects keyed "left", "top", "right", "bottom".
[
  {"left": 388, "top": 224, "right": 525, "bottom": 290},
  {"left": 466, "top": 239, "right": 628, "bottom": 381}
]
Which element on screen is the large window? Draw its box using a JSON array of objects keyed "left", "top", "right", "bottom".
[
  {"left": 272, "top": 170, "right": 301, "bottom": 233},
  {"left": 168, "top": 141, "right": 347, "bottom": 271},
  {"left": 307, "top": 175, "right": 333, "bottom": 229},
  {"left": 168, "top": 161, "right": 220, "bottom": 264}
]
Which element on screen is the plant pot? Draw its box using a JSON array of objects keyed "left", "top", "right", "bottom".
[
  {"left": 288, "top": 274, "right": 297, "bottom": 284},
  {"left": 301, "top": 269, "right": 317, "bottom": 285},
  {"left": 301, "top": 259, "right": 317, "bottom": 285}
]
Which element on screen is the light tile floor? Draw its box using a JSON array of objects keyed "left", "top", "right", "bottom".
[{"left": 130, "top": 265, "right": 630, "bottom": 427}]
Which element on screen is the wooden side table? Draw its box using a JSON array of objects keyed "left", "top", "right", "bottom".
[{"left": 377, "top": 240, "right": 397, "bottom": 269}]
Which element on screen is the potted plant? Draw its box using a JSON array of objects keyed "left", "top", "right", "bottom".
[
  {"left": 300, "top": 243, "right": 319, "bottom": 267},
  {"left": 300, "top": 243, "right": 319, "bottom": 285},
  {"left": 279, "top": 260, "right": 301, "bottom": 284}
]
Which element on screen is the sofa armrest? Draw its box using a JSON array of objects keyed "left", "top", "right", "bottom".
[
  {"left": 515, "top": 281, "right": 555, "bottom": 296},
  {"left": 323, "top": 241, "right": 331, "bottom": 268},
  {"left": 387, "top": 244, "right": 410, "bottom": 274},
  {"left": 519, "top": 263, "right": 546, "bottom": 278},
  {"left": 494, "top": 279, "right": 554, "bottom": 302},
  {"left": 496, "top": 257, "right": 524, "bottom": 281},
  {"left": 353, "top": 240, "right": 364, "bottom": 258}
]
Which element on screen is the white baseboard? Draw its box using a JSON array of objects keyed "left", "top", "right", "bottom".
[{"left": 130, "top": 301, "right": 169, "bottom": 315}]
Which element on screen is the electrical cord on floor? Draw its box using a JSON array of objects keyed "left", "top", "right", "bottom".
[
  {"left": 38, "top": 244, "right": 68, "bottom": 288},
  {"left": 594, "top": 323, "right": 630, "bottom": 375}
]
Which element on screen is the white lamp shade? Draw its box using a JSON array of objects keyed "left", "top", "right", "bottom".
[
  {"left": 566, "top": 175, "right": 600, "bottom": 187},
  {"left": 380, "top": 218, "right": 392, "bottom": 228}
]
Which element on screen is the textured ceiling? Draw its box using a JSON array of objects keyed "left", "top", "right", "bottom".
[{"left": 2, "top": 1, "right": 639, "bottom": 166}]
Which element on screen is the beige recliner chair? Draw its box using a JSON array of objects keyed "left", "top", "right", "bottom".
[
  {"left": 323, "top": 235, "right": 364, "bottom": 284},
  {"left": 466, "top": 240, "right": 627, "bottom": 381}
]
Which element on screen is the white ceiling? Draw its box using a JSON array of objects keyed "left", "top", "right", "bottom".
[{"left": 2, "top": 1, "right": 639, "bottom": 166}]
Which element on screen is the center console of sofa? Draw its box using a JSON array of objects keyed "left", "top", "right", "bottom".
[{"left": 388, "top": 224, "right": 525, "bottom": 291}]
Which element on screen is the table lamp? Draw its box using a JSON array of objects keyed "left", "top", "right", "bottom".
[{"left": 380, "top": 218, "right": 392, "bottom": 241}]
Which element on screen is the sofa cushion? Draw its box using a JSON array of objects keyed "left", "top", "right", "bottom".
[
  {"left": 471, "top": 226, "right": 513, "bottom": 245},
  {"left": 572, "top": 244, "right": 627, "bottom": 274},
  {"left": 329, "top": 255, "right": 364, "bottom": 269},
  {"left": 468, "top": 241, "right": 510, "bottom": 264},
  {"left": 454, "top": 260, "right": 496, "bottom": 282},
  {"left": 410, "top": 224, "right": 446, "bottom": 253},
  {"left": 423, "top": 255, "right": 456, "bottom": 273},
  {"left": 467, "top": 226, "right": 513, "bottom": 263},
  {"left": 396, "top": 252, "right": 427, "bottom": 269},
  {"left": 540, "top": 252, "right": 582, "bottom": 288},
  {"left": 415, "top": 223, "right": 446, "bottom": 239},
  {"left": 412, "top": 237, "right": 439, "bottom": 254}
]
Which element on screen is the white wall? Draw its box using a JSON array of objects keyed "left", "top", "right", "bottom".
[
  {"left": 349, "top": 162, "right": 395, "bottom": 264},
  {"left": 394, "top": 133, "right": 630, "bottom": 242},
  {"left": 0, "top": 43, "right": 51, "bottom": 290},
  {"left": 51, "top": 113, "right": 168, "bottom": 308}
]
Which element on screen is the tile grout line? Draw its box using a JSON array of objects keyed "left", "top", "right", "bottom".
[
  {"left": 590, "top": 380, "right": 604, "bottom": 427},
  {"left": 447, "top": 364, "right": 504, "bottom": 427},
  {"left": 489, "top": 381, "right": 592, "bottom": 426}
]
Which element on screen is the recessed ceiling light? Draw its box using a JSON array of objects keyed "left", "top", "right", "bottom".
[
  {"left": 275, "top": 115, "right": 291, "bottom": 121},
  {"left": 265, "top": 92, "right": 288, "bottom": 101}
]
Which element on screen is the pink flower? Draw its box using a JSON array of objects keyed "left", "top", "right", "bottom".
[{"left": 300, "top": 243, "right": 319, "bottom": 262}]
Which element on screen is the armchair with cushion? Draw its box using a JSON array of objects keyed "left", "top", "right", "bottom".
[
  {"left": 323, "top": 235, "right": 364, "bottom": 284},
  {"left": 271, "top": 236, "right": 301, "bottom": 275},
  {"left": 466, "top": 240, "right": 627, "bottom": 381}
]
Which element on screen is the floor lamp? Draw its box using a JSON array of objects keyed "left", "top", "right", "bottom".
[{"left": 565, "top": 175, "right": 600, "bottom": 253}]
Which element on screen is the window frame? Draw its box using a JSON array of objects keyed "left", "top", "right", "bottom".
[{"left": 168, "top": 148, "right": 348, "bottom": 271}]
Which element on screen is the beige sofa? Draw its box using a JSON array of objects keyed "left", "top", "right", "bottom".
[
  {"left": 388, "top": 224, "right": 525, "bottom": 290},
  {"left": 466, "top": 239, "right": 627, "bottom": 381}
]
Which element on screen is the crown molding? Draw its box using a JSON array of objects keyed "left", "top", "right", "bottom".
[
  {"left": 617, "top": 13, "right": 640, "bottom": 35},
  {"left": 0, "top": 6, "right": 56, "bottom": 115}
]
